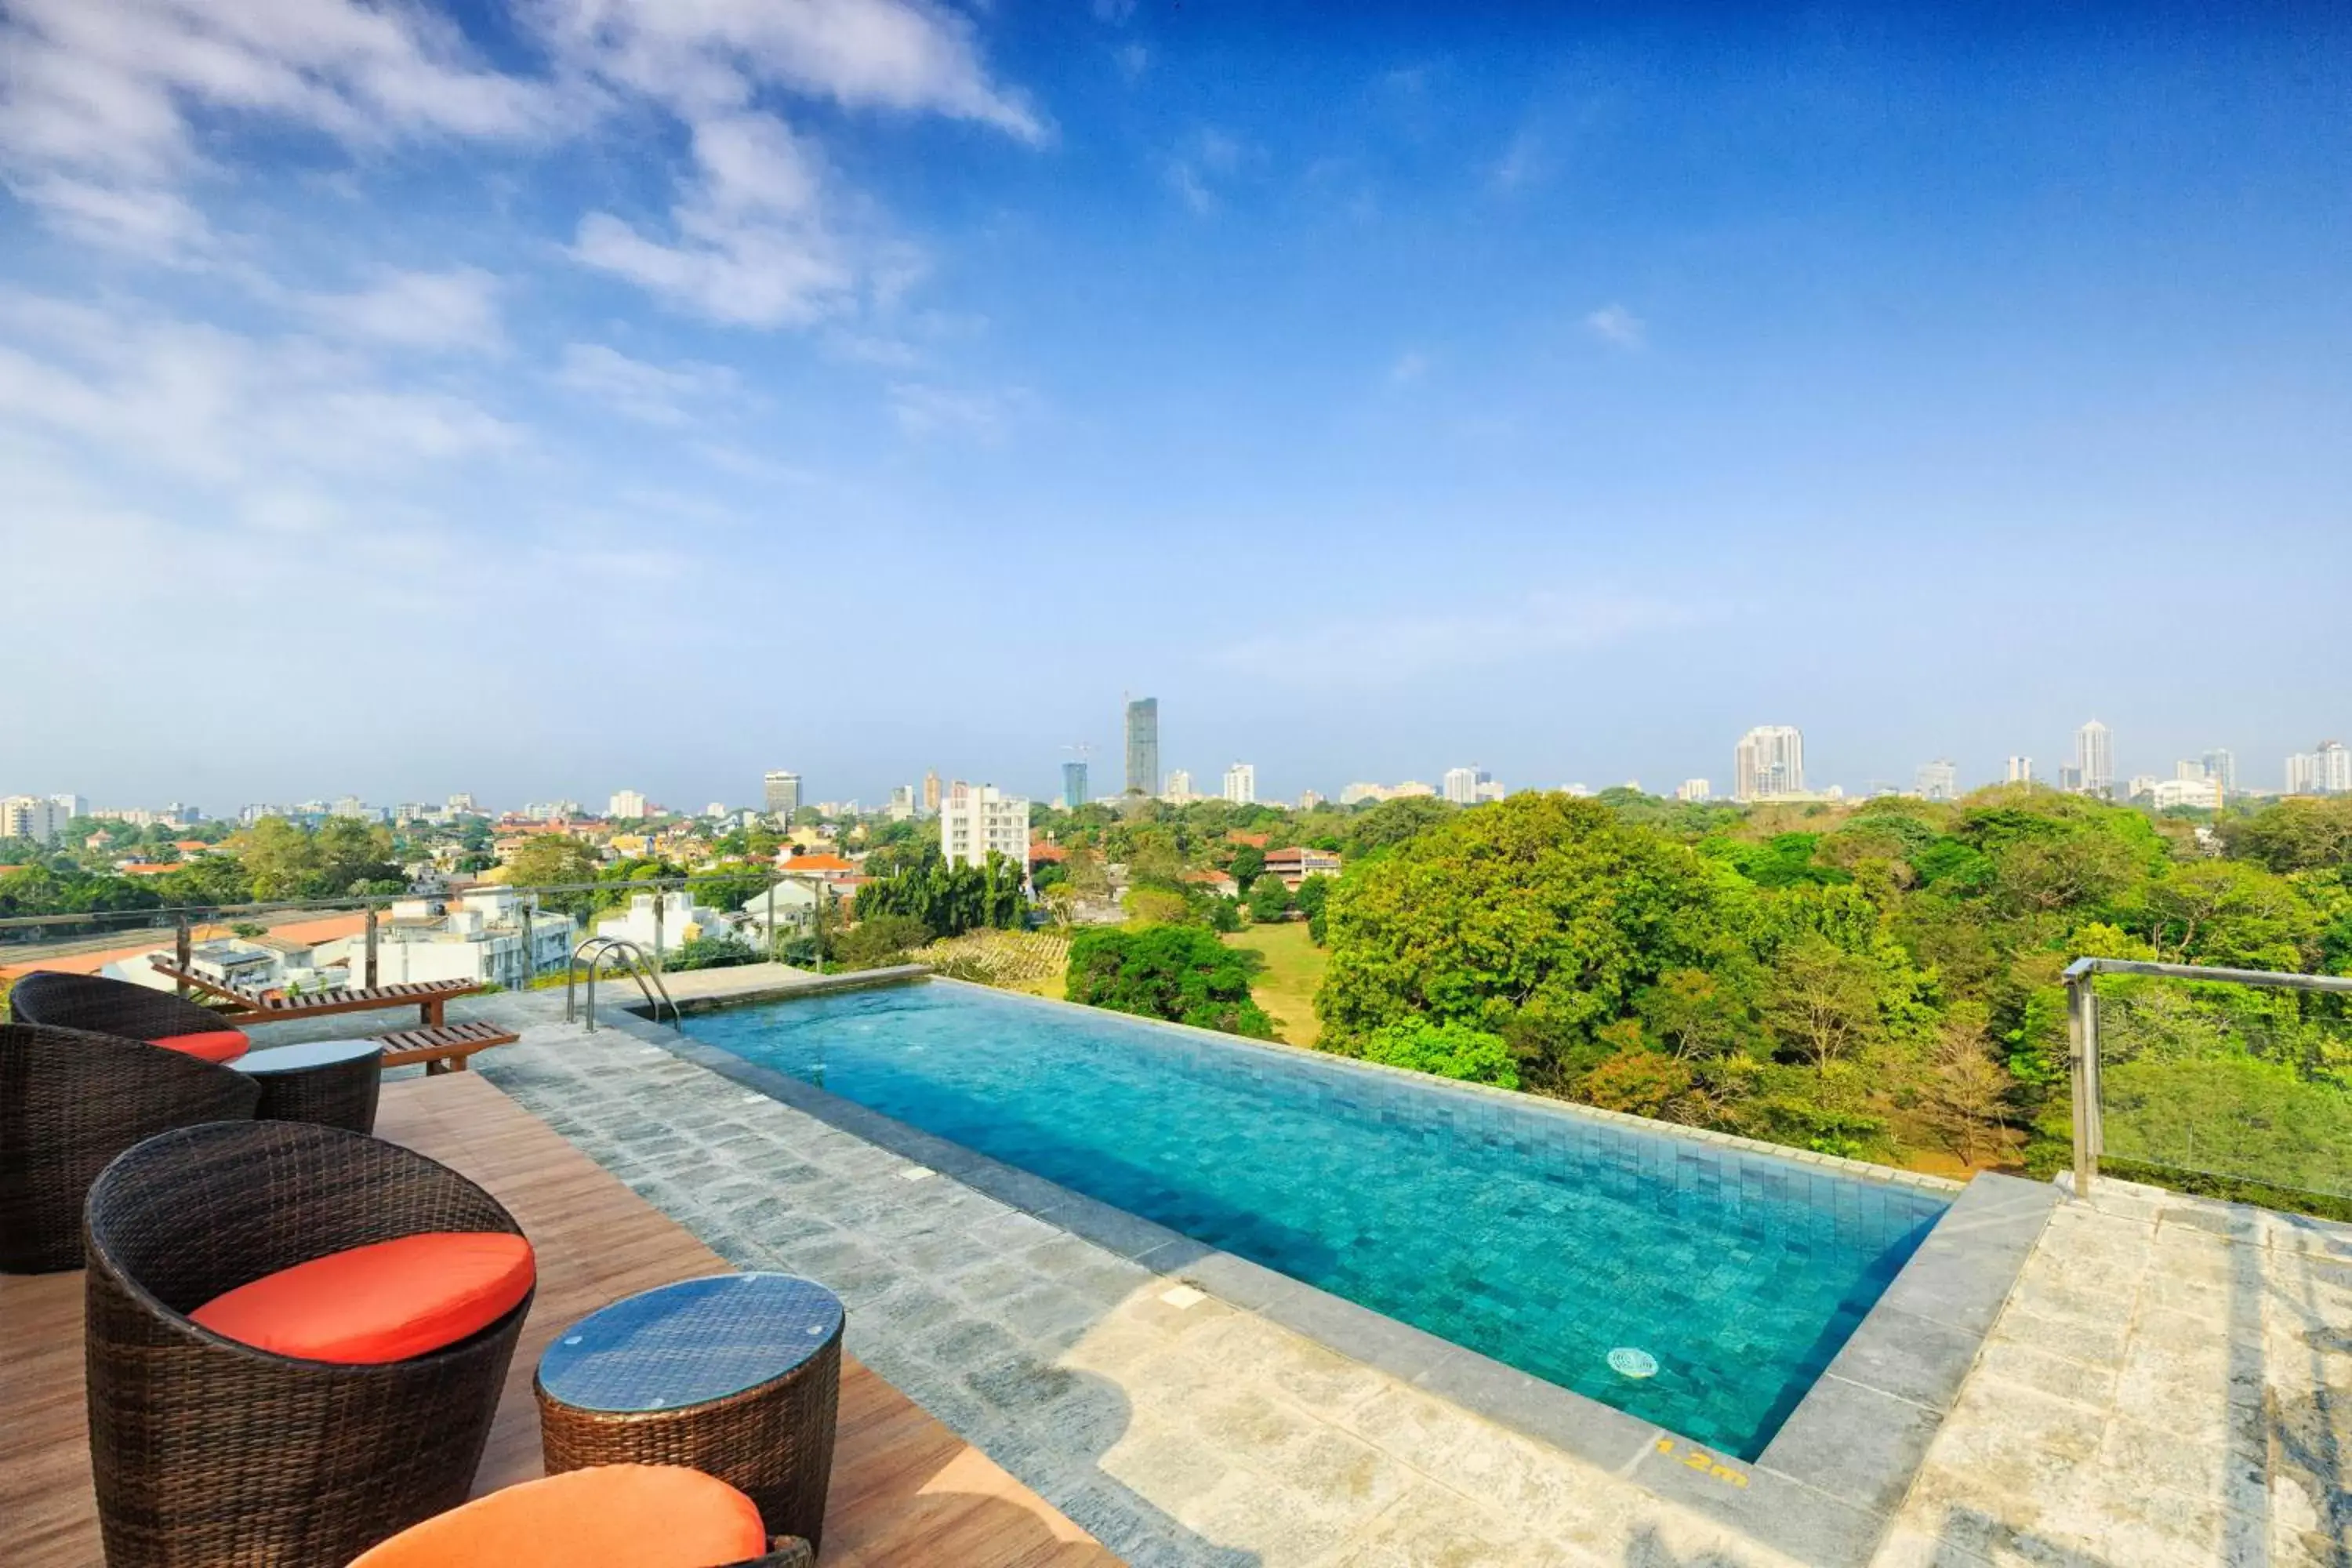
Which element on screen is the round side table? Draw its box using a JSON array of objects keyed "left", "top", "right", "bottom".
[
  {"left": 238, "top": 1038, "right": 384, "bottom": 1132},
  {"left": 535, "top": 1272, "right": 844, "bottom": 1552}
]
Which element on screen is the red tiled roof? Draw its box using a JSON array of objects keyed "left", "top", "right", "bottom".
[
  {"left": 1226, "top": 831, "right": 1269, "bottom": 848},
  {"left": 781, "top": 854, "right": 858, "bottom": 873},
  {"left": 120, "top": 863, "right": 180, "bottom": 875},
  {"left": 0, "top": 912, "right": 366, "bottom": 983},
  {"left": 1028, "top": 843, "right": 1067, "bottom": 862}
]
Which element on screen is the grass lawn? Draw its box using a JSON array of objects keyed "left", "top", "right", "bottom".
[{"left": 1223, "top": 920, "right": 1328, "bottom": 1047}]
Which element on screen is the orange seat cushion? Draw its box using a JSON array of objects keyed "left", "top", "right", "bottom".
[
  {"left": 190, "top": 1232, "right": 534, "bottom": 1363},
  {"left": 150, "top": 1029, "right": 249, "bottom": 1065},
  {"left": 348, "top": 1465, "right": 769, "bottom": 1567}
]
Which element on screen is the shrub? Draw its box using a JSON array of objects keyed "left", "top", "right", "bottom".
[
  {"left": 833, "top": 914, "right": 932, "bottom": 971},
  {"left": 1351, "top": 1019, "right": 1519, "bottom": 1089},
  {"left": 1066, "top": 924, "right": 1274, "bottom": 1039}
]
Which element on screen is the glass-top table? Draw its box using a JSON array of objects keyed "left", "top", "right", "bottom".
[
  {"left": 238, "top": 1037, "right": 382, "bottom": 1132},
  {"left": 535, "top": 1272, "right": 845, "bottom": 1549}
]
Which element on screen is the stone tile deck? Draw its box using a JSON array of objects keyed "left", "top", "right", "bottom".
[{"left": 328, "top": 980, "right": 2352, "bottom": 1567}]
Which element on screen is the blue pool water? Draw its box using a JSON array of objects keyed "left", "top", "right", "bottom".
[{"left": 687, "top": 982, "right": 1948, "bottom": 1457}]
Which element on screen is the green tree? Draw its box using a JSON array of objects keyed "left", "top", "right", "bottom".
[
  {"left": 1228, "top": 844, "right": 1266, "bottom": 887},
  {"left": 1246, "top": 873, "right": 1292, "bottom": 923},
  {"left": 1294, "top": 873, "right": 1335, "bottom": 942},
  {"left": 1065, "top": 925, "right": 1274, "bottom": 1037},
  {"left": 1350, "top": 1019, "right": 1519, "bottom": 1089},
  {"left": 1316, "top": 793, "right": 1744, "bottom": 1087},
  {"left": 1756, "top": 934, "right": 1886, "bottom": 1075},
  {"left": 833, "top": 914, "right": 931, "bottom": 971}
]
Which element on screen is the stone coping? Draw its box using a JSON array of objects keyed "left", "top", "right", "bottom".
[{"left": 602, "top": 980, "right": 2060, "bottom": 1566}]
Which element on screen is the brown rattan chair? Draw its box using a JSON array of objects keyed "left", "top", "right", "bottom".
[
  {"left": 9, "top": 969, "right": 243, "bottom": 1044},
  {"left": 0, "top": 1022, "right": 260, "bottom": 1273},
  {"left": 84, "top": 1120, "right": 535, "bottom": 1567}
]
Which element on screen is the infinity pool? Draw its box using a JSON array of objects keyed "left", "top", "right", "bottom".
[{"left": 687, "top": 982, "right": 1948, "bottom": 1457}]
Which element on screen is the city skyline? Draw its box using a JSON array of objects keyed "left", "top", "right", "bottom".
[{"left": 20, "top": 705, "right": 2352, "bottom": 827}]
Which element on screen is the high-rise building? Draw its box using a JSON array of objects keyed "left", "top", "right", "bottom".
[
  {"left": 1061, "top": 761, "right": 1089, "bottom": 810},
  {"left": 1298, "top": 789, "right": 1325, "bottom": 811},
  {"left": 2287, "top": 742, "right": 2352, "bottom": 796},
  {"left": 1124, "top": 698, "right": 1160, "bottom": 796},
  {"left": 1675, "top": 779, "right": 1711, "bottom": 803},
  {"left": 445, "top": 793, "right": 478, "bottom": 815},
  {"left": 887, "top": 785, "right": 916, "bottom": 821},
  {"left": 2058, "top": 764, "right": 2084, "bottom": 793},
  {"left": 2, "top": 795, "right": 61, "bottom": 844},
  {"left": 1915, "top": 760, "right": 1958, "bottom": 802},
  {"left": 1441, "top": 767, "right": 1482, "bottom": 805},
  {"left": 1733, "top": 726, "right": 1806, "bottom": 802},
  {"left": 2005, "top": 756, "right": 2034, "bottom": 785},
  {"left": 49, "top": 793, "right": 86, "bottom": 822},
  {"left": 1221, "top": 762, "right": 1257, "bottom": 805},
  {"left": 1163, "top": 769, "right": 1194, "bottom": 804},
  {"left": 763, "top": 771, "right": 800, "bottom": 818},
  {"left": 2199, "top": 749, "right": 2238, "bottom": 795},
  {"left": 608, "top": 789, "right": 648, "bottom": 820},
  {"left": 940, "top": 785, "right": 1030, "bottom": 869},
  {"left": 2074, "top": 720, "right": 2113, "bottom": 797}
]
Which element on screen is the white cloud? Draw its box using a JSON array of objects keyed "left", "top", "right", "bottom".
[
  {"left": 555, "top": 343, "right": 737, "bottom": 426},
  {"left": 1386, "top": 350, "right": 1430, "bottom": 387},
  {"left": 1167, "top": 128, "right": 1247, "bottom": 216},
  {"left": 1210, "top": 592, "right": 1700, "bottom": 684},
  {"left": 0, "top": 0, "right": 560, "bottom": 254},
  {"left": 1092, "top": 0, "right": 1141, "bottom": 24},
  {"left": 1114, "top": 43, "right": 1150, "bottom": 83},
  {"left": 887, "top": 380, "right": 1024, "bottom": 440},
  {"left": 301, "top": 268, "right": 503, "bottom": 352},
  {"left": 1487, "top": 129, "right": 1543, "bottom": 194},
  {"left": 527, "top": 0, "right": 1046, "bottom": 143},
  {"left": 0, "top": 290, "right": 519, "bottom": 487},
  {"left": 1584, "top": 303, "right": 1646, "bottom": 350}
]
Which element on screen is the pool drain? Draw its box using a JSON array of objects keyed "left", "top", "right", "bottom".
[{"left": 1607, "top": 1347, "right": 1659, "bottom": 1379}]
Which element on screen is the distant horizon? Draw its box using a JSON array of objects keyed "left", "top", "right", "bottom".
[
  {"left": 3, "top": 4, "right": 2344, "bottom": 812},
  {"left": 13, "top": 710, "right": 2343, "bottom": 822}
]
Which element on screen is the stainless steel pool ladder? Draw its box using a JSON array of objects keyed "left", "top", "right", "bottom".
[{"left": 567, "top": 936, "right": 681, "bottom": 1030}]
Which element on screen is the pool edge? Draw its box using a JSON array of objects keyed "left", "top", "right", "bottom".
[{"left": 616, "top": 994, "right": 2056, "bottom": 1568}]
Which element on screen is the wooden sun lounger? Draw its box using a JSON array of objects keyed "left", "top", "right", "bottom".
[
  {"left": 150, "top": 960, "right": 482, "bottom": 1028},
  {"left": 372, "top": 1020, "right": 521, "bottom": 1076}
]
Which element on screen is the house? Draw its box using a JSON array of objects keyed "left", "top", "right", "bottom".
[
  {"left": 594, "top": 890, "right": 731, "bottom": 960},
  {"left": 1262, "top": 846, "right": 1342, "bottom": 890},
  {"left": 357, "top": 891, "right": 580, "bottom": 989},
  {"left": 1183, "top": 869, "right": 1241, "bottom": 898}
]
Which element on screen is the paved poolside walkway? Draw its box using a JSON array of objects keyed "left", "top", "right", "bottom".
[{"left": 388, "top": 984, "right": 2352, "bottom": 1568}]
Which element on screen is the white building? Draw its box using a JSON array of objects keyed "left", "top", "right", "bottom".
[
  {"left": 1221, "top": 763, "right": 1257, "bottom": 805},
  {"left": 1441, "top": 767, "right": 1480, "bottom": 805},
  {"left": 1298, "top": 789, "right": 1325, "bottom": 811},
  {"left": 595, "top": 889, "right": 730, "bottom": 960},
  {"left": 1338, "top": 782, "right": 1383, "bottom": 806},
  {"left": 608, "top": 789, "right": 649, "bottom": 820},
  {"left": 446, "top": 793, "right": 479, "bottom": 815},
  {"left": 370, "top": 891, "right": 580, "bottom": 989},
  {"left": 2199, "top": 750, "right": 2238, "bottom": 795},
  {"left": 50, "top": 793, "right": 86, "bottom": 822},
  {"left": 764, "top": 771, "right": 801, "bottom": 818},
  {"left": 2128, "top": 774, "right": 2161, "bottom": 800},
  {"left": 1733, "top": 726, "right": 1806, "bottom": 801},
  {"left": 1915, "top": 760, "right": 1959, "bottom": 801},
  {"left": 2287, "top": 742, "right": 2352, "bottom": 796},
  {"left": 2149, "top": 778, "right": 2222, "bottom": 811},
  {"left": 1160, "top": 769, "right": 1194, "bottom": 804},
  {"left": 737, "top": 878, "right": 827, "bottom": 949},
  {"left": 941, "top": 784, "right": 1030, "bottom": 869},
  {"left": 2075, "top": 720, "right": 2114, "bottom": 797},
  {"left": 2, "top": 795, "right": 62, "bottom": 844},
  {"left": 887, "top": 785, "right": 916, "bottom": 821},
  {"left": 1675, "top": 779, "right": 1712, "bottom": 803}
]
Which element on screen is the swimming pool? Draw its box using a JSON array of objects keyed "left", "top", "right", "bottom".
[{"left": 684, "top": 982, "right": 1949, "bottom": 1459}]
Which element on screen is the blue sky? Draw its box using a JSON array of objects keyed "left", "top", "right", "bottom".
[{"left": 2, "top": 1, "right": 2346, "bottom": 812}]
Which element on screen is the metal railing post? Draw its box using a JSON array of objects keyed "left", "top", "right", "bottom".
[
  {"left": 765, "top": 881, "right": 776, "bottom": 961},
  {"left": 651, "top": 892, "right": 664, "bottom": 972},
  {"left": 364, "top": 905, "right": 379, "bottom": 989},
  {"left": 173, "top": 915, "right": 191, "bottom": 999},
  {"left": 2067, "top": 970, "right": 2095, "bottom": 1200},
  {"left": 519, "top": 902, "right": 534, "bottom": 989},
  {"left": 2083, "top": 978, "right": 2104, "bottom": 1165}
]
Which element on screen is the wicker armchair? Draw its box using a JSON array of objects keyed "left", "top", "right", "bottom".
[
  {"left": 10, "top": 969, "right": 240, "bottom": 1042},
  {"left": 84, "top": 1121, "right": 535, "bottom": 1567},
  {"left": 0, "top": 1023, "right": 260, "bottom": 1273}
]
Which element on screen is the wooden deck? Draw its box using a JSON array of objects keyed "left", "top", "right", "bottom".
[{"left": 0, "top": 1073, "right": 1118, "bottom": 1567}]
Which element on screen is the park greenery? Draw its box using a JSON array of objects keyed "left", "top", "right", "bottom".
[{"left": 1065, "top": 924, "right": 1276, "bottom": 1039}]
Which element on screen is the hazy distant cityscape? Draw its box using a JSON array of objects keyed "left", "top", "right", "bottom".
[{"left": 7, "top": 700, "right": 2347, "bottom": 844}]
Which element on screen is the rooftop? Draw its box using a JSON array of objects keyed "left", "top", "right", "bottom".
[{"left": 6, "top": 969, "right": 2349, "bottom": 1566}]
